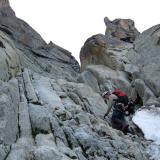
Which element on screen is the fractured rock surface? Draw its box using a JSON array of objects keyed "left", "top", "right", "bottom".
[{"left": 1, "top": 1, "right": 160, "bottom": 160}]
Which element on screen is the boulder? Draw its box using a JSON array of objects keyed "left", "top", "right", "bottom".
[{"left": 80, "top": 34, "right": 132, "bottom": 71}]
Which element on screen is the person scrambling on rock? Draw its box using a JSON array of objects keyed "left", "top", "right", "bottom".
[{"left": 102, "top": 89, "right": 133, "bottom": 134}]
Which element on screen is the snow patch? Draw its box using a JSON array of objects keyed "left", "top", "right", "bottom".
[
  {"left": 133, "top": 106, "right": 160, "bottom": 160},
  {"left": 133, "top": 107, "right": 160, "bottom": 144}
]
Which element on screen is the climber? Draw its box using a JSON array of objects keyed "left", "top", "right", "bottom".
[{"left": 102, "top": 89, "right": 132, "bottom": 134}]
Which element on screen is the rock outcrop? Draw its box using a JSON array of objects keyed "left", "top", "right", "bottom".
[
  {"left": 0, "top": 0, "right": 15, "bottom": 16},
  {"left": 104, "top": 17, "right": 140, "bottom": 43},
  {"left": 127, "top": 25, "right": 160, "bottom": 98},
  {"left": 0, "top": 3, "right": 80, "bottom": 81},
  {"left": 80, "top": 17, "right": 140, "bottom": 71},
  {"left": 0, "top": 1, "right": 159, "bottom": 160},
  {"left": 80, "top": 16, "right": 160, "bottom": 160},
  {"left": 80, "top": 34, "right": 132, "bottom": 71}
]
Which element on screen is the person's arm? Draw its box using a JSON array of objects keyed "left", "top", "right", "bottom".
[
  {"left": 104, "top": 103, "right": 112, "bottom": 117},
  {"left": 130, "top": 86, "right": 137, "bottom": 102},
  {"left": 104, "top": 94, "right": 117, "bottom": 117}
]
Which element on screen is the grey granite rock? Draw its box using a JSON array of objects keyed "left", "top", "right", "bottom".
[
  {"left": 127, "top": 25, "right": 160, "bottom": 97},
  {"left": 0, "top": 3, "right": 152, "bottom": 159},
  {"left": 80, "top": 34, "right": 132, "bottom": 71}
]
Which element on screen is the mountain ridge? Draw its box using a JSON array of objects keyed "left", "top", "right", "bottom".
[{"left": 0, "top": 1, "right": 160, "bottom": 159}]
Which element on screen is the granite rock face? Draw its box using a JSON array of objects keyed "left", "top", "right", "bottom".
[
  {"left": 0, "top": 2, "right": 80, "bottom": 81},
  {"left": 80, "top": 34, "right": 133, "bottom": 71},
  {"left": 1, "top": 69, "right": 149, "bottom": 160},
  {"left": 0, "top": 30, "right": 20, "bottom": 81},
  {"left": 0, "top": 1, "right": 158, "bottom": 160},
  {"left": 127, "top": 25, "right": 160, "bottom": 98},
  {"left": 79, "top": 17, "right": 160, "bottom": 160}
]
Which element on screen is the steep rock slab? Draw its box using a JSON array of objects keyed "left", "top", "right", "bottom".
[
  {"left": 57, "top": 79, "right": 107, "bottom": 118},
  {"left": 0, "top": 9, "right": 79, "bottom": 80},
  {"left": 127, "top": 25, "right": 160, "bottom": 97},
  {"left": 0, "top": 78, "right": 19, "bottom": 145},
  {"left": 80, "top": 34, "right": 132, "bottom": 71},
  {"left": 104, "top": 17, "right": 140, "bottom": 43},
  {"left": 22, "top": 68, "right": 38, "bottom": 103},
  {"left": 0, "top": 31, "right": 20, "bottom": 81},
  {"left": 0, "top": 70, "right": 149, "bottom": 160}
]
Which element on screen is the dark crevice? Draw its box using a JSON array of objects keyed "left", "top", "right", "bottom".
[
  {"left": 134, "top": 93, "right": 143, "bottom": 106},
  {"left": 151, "top": 26, "right": 160, "bottom": 36},
  {"left": 132, "top": 43, "right": 139, "bottom": 54},
  {"left": 17, "top": 75, "right": 22, "bottom": 139},
  {"left": 64, "top": 153, "right": 77, "bottom": 159},
  {"left": 4, "top": 145, "right": 11, "bottom": 160},
  {"left": 21, "top": 70, "right": 31, "bottom": 103},
  {"left": 76, "top": 140, "right": 89, "bottom": 159},
  {"left": 0, "top": 41, "right": 5, "bottom": 48},
  {"left": 32, "top": 128, "right": 50, "bottom": 139},
  {"left": 28, "top": 111, "right": 37, "bottom": 143},
  {"left": 63, "top": 129, "right": 73, "bottom": 150},
  {"left": 49, "top": 121, "right": 56, "bottom": 143},
  {"left": 82, "top": 98, "right": 96, "bottom": 116},
  {"left": 156, "top": 37, "right": 160, "bottom": 45},
  {"left": 0, "top": 27, "right": 13, "bottom": 36},
  {"left": 17, "top": 110, "right": 21, "bottom": 138},
  {"left": 31, "top": 101, "right": 42, "bottom": 105},
  {"left": 120, "top": 37, "right": 132, "bottom": 43}
]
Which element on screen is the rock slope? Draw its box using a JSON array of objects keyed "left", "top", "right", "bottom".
[{"left": 0, "top": 1, "right": 159, "bottom": 160}]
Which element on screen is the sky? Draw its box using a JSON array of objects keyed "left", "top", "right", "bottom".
[{"left": 10, "top": 0, "right": 160, "bottom": 62}]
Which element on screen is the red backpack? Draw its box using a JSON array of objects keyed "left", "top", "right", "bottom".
[
  {"left": 112, "top": 89, "right": 126, "bottom": 97},
  {"left": 112, "top": 89, "right": 128, "bottom": 106}
]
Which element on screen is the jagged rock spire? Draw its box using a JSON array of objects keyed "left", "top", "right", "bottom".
[
  {"left": 104, "top": 17, "right": 140, "bottom": 43},
  {"left": 0, "top": 0, "right": 15, "bottom": 16},
  {"left": 0, "top": 0, "right": 10, "bottom": 7}
]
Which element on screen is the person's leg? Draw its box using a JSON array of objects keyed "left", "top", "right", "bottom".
[
  {"left": 122, "top": 123, "right": 129, "bottom": 134},
  {"left": 111, "top": 118, "right": 125, "bottom": 131}
]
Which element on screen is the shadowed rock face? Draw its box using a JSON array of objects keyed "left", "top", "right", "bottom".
[
  {"left": 0, "top": 0, "right": 15, "bottom": 16},
  {"left": 104, "top": 17, "right": 140, "bottom": 43},
  {"left": 0, "top": 0, "right": 10, "bottom": 7}
]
